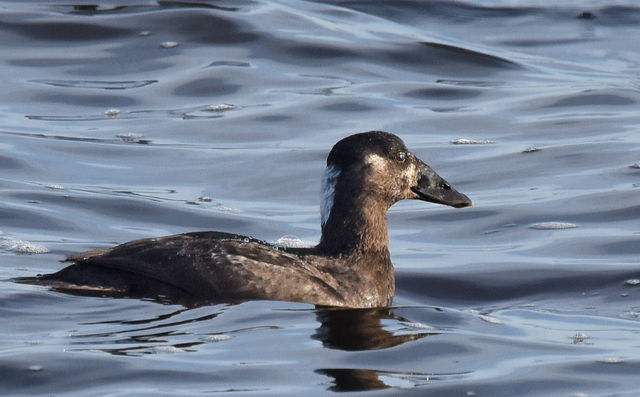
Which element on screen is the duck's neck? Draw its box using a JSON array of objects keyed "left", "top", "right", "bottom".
[{"left": 318, "top": 193, "right": 390, "bottom": 257}]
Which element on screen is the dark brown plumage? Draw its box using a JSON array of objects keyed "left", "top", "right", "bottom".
[{"left": 28, "top": 131, "right": 472, "bottom": 308}]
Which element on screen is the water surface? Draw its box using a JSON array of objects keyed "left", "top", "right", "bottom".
[{"left": 1, "top": 1, "right": 639, "bottom": 395}]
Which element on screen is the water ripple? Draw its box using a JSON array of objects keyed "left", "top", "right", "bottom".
[{"left": 30, "top": 79, "right": 158, "bottom": 90}]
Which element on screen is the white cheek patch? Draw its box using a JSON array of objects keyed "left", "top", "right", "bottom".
[
  {"left": 401, "top": 161, "right": 417, "bottom": 184},
  {"left": 321, "top": 165, "right": 340, "bottom": 227},
  {"left": 364, "top": 153, "right": 387, "bottom": 171}
]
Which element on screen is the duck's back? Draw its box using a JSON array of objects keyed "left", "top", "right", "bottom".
[{"left": 39, "top": 232, "right": 347, "bottom": 306}]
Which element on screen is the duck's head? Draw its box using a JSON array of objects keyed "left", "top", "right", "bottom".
[{"left": 321, "top": 131, "right": 472, "bottom": 228}]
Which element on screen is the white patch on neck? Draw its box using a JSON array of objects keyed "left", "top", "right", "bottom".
[{"left": 321, "top": 165, "right": 340, "bottom": 228}]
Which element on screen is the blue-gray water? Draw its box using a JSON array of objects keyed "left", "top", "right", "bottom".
[{"left": 1, "top": 1, "right": 639, "bottom": 395}]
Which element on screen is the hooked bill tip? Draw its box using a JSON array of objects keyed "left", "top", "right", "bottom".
[{"left": 454, "top": 194, "right": 473, "bottom": 208}]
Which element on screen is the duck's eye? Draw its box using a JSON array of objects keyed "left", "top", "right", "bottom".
[{"left": 396, "top": 151, "right": 406, "bottom": 163}]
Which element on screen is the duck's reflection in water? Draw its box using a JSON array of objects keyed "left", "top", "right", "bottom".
[
  {"left": 313, "top": 307, "right": 457, "bottom": 392},
  {"left": 312, "top": 307, "right": 436, "bottom": 350},
  {"left": 316, "top": 367, "right": 469, "bottom": 392},
  {"left": 317, "top": 368, "right": 389, "bottom": 392},
  {"left": 37, "top": 283, "right": 450, "bottom": 390}
]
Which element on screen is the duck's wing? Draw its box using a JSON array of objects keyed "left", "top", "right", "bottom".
[
  {"left": 36, "top": 231, "right": 346, "bottom": 306},
  {"left": 64, "top": 231, "right": 245, "bottom": 262},
  {"left": 208, "top": 239, "right": 347, "bottom": 306}
]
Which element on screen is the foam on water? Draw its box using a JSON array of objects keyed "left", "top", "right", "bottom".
[
  {"left": 530, "top": 222, "right": 578, "bottom": 230},
  {"left": 0, "top": 234, "right": 49, "bottom": 254},
  {"left": 116, "top": 133, "right": 151, "bottom": 144},
  {"left": 160, "top": 41, "right": 179, "bottom": 49},
  {"left": 451, "top": 138, "right": 495, "bottom": 144},
  {"left": 205, "top": 334, "right": 232, "bottom": 342},
  {"left": 152, "top": 345, "right": 187, "bottom": 354},
  {"left": 274, "top": 235, "right": 315, "bottom": 248},
  {"left": 206, "top": 104, "right": 235, "bottom": 112}
]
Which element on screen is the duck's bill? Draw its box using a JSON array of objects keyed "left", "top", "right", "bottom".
[{"left": 411, "top": 161, "right": 473, "bottom": 208}]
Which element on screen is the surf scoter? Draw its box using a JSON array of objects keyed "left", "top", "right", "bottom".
[{"left": 31, "top": 131, "right": 472, "bottom": 308}]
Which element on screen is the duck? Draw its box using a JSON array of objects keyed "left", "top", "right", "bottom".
[{"left": 31, "top": 131, "right": 472, "bottom": 308}]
